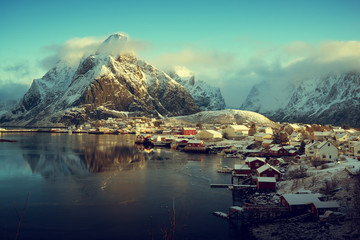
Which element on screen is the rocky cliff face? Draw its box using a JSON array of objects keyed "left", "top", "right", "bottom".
[
  {"left": 241, "top": 72, "right": 360, "bottom": 127},
  {"left": 167, "top": 69, "right": 226, "bottom": 111},
  {"left": 0, "top": 33, "right": 201, "bottom": 126}
]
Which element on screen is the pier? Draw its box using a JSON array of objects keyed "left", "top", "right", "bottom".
[{"left": 213, "top": 203, "right": 290, "bottom": 223}]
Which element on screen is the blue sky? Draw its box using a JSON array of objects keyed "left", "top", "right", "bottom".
[{"left": 1, "top": 0, "right": 359, "bottom": 106}]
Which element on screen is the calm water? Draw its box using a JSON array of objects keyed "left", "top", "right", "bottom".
[{"left": 0, "top": 133, "right": 251, "bottom": 240}]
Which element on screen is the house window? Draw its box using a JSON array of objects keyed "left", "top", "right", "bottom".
[
  {"left": 329, "top": 155, "right": 331, "bottom": 159},
  {"left": 328, "top": 143, "right": 330, "bottom": 146},
  {"left": 255, "top": 163, "right": 259, "bottom": 167},
  {"left": 322, "top": 155, "right": 326, "bottom": 159}
]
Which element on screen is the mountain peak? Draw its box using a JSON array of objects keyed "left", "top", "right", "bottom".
[
  {"left": 96, "top": 32, "right": 130, "bottom": 56},
  {"left": 105, "top": 33, "right": 129, "bottom": 42}
]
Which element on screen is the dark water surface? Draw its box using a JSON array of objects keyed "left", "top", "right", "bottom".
[{"left": 0, "top": 133, "right": 251, "bottom": 240}]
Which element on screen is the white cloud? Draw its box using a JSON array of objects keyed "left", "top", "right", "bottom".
[{"left": 40, "top": 36, "right": 104, "bottom": 70}]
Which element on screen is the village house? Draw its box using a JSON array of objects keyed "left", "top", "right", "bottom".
[
  {"left": 180, "top": 127, "right": 197, "bottom": 135},
  {"left": 335, "top": 132, "right": 349, "bottom": 142},
  {"left": 257, "top": 127, "right": 273, "bottom": 135},
  {"left": 223, "top": 125, "right": 249, "bottom": 139},
  {"left": 254, "top": 132, "right": 273, "bottom": 142},
  {"left": 262, "top": 139, "right": 273, "bottom": 148},
  {"left": 290, "top": 132, "right": 303, "bottom": 142},
  {"left": 233, "top": 164, "right": 251, "bottom": 177},
  {"left": 186, "top": 139, "right": 205, "bottom": 148},
  {"left": 196, "top": 130, "right": 223, "bottom": 141},
  {"left": 318, "top": 141, "right": 338, "bottom": 161},
  {"left": 245, "top": 157, "right": 266, "bottom": 170},
  {"left": 351, "top": 141, "right": 360, "bottom": 157},
  {"left": 332, "top": 127, "right": 346, "bottom": 135},
  {"left": 256, "top": 164, "right": 282, "bottom": 181},
  {"left": 313, "top": 131, "right": 332, "bottom": 141},
  {"left": 309, "top": 201, "right": 340, "bottom": 217},
  {"left": 305, "top": 140, "right": 338, "bottom": 161},
  {"left": 280, "top": 193, "right": 322, "bottom": 214},
  {"left": 269, "top": 145, "right": 289, "bottom": 156},
  {"left": 256, "top": 177, "right": 277, "bottom": 191},
  {"left": 280, "top": 193, "right": 340, "bottom": 217},
  {"left": 305, "top": 141, "right": 318, "bottom": 158}
]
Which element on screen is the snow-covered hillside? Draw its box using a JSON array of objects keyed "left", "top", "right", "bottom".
[
  {"left": 167, "top": 67, "right": 226, "bottom": 111},
  {"left": 172, "top": 109, "right": 277, "bottom": 127},
  {"left": 0, "top": 33, "right": 202, "bottom": 126},
  {"left": 241, "top": 72, "right": 360, "bottom": 127}
]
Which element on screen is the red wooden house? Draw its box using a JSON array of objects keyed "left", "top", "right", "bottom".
[
  {"left": 309, "top": 201, "right": 340, "bottom": 217},
  {"left": 256, "top": 177, "right": 276, "bottom": 191},
  {"left": 187, "top": 140, "right": 205, "bottom": 148},
  {"left": 256, "top": 164, "right": 282, "bottom": 181},
  {"left": 245, "top": 157, "right": 266, "bottom": 170},
  {"left": 269, "top": 146, "right": 289, "bottom": 156},
  {"left": 181, "top": 127, "right": 197, "bottom": 136},
  {"left": 233, "top": 164, "right": 251, "bottom": 176}
]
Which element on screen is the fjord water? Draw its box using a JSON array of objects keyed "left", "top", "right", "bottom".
[{"left": 0, "top": 133, "right": 250, "bottom": 240}]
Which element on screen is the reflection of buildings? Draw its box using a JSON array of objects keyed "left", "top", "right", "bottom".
[{"left": 22, "top": 135, "right": 150, "bottom": 179}]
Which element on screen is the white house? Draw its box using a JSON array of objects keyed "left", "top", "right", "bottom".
[
  {"left": 305, "top": 140, "right": 338, "bottom": 161},
  {"left": 223, "top": 125, "right": 249, "bottom": 139},
  {"left": 196, "top": 130, "right": 223, "bottom": 141},
  {"left": 290, "top": 132, "right": 303, "bottom": 142},
  {"left": 335, "top": 132, "right": 349, "bottom": 142},
  {"left": 313, "top": 131, "right": 332, "bottom": 141},
  {"left": 318, "top": 141, "right": 338, "bottom": 161},
  {"left": 351, "top": 141, "right": 360, "bottom": 157},
  {"left": 258, "top": 127, "right": 273, "bottom": 135},
  {"left": 254, "top": 133, "right": 273, "bottom": 142}
]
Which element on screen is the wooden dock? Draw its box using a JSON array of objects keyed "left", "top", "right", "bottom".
[
  {"left": 213, "top": 203, "right": 290, "bottom": 223},
  {"left": 210, "top": 184, "right": 233, "bottom": 188},
  {"left": 210, "top": 184, "right": 256, "bottom": 189}
]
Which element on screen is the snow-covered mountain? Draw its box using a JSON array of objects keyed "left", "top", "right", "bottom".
[
  {"left": 0, "top": 100, "right": 18, "bottom": 116},
  {"left": 241, "top": 72, "right": 360, "bottom": 127},
  {"left": 167, "top": 67, "right": 226, "bottom": 111},
  {"left": 173, "top": 109, "right": 277, "bottom": 127},
  {"left": 0, "top": 33, "right": 201, "bottom": 126}
]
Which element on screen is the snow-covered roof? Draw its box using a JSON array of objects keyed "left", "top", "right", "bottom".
[
  {"left": 245, "top": 157, "right": 266, "bottom": 163},
  {"left": 198, "top": 130, "right": 222, "bottom": 138},
  {"left": 255, "top": 132, "right": 272, "bottom": 137},
  {"left": 312, "top": 201, "right": 339, "bottom": 209},
  {"left": 256, "top": 164, "right": 280, "bottom": 174},
  {"left": 234, "top": 164, "right": 250, "bottom": 170},
  {"left": 314, "top": 131, "right": 331, "bottom": 137},
  {"left": 317, "top": 141, "right": 336, "bottom": 149},
  {"left": 286, "top": 124, "right": 301, "bottom": 129},
  {"left": 282, "top": 193, "right": 322, "bottom": 205},
  {"left": 182, "top": 127, "right": 196, "bottom": 130},
  {"left": 257, "top": 177, "right": 276, "bottom": 183},
  {"left": 188, "top": 139, "right": 203, "bottom": 144},
  {"left": 336, "top": 132, "right": 348, "bottom": 138},
  {"left": 229, "top": 125, "right": 249, "bottom": 131}
]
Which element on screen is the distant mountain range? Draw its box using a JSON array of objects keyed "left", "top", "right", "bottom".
[
  {"left": 0, "top": 33, "right": 226, "bottom": 127},
  {"left": 241, "top": 72, "right": 360, "bottom": 127}
]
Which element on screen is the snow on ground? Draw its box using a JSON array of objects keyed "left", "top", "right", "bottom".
[{"left": 172, "top": 109, "right": 277, "bottom": 127}]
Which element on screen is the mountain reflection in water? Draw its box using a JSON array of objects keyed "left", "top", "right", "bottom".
[
  {"left": 0, "top": 133, "right": 250, "bottom": 240},
  {"left": 21, "top": 134, "right": 155, "bottom": 179}
]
